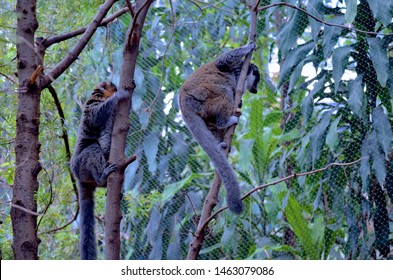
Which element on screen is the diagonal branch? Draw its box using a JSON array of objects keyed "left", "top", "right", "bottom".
[
  {"left": 43, "top": 7, "right": 129, "bottom": 48},
  {"left": 41, "top": 0, "right": 117, "bottom": 89},
  {"left": 198, "top": 157, "right": 367, "bottom": 232}
]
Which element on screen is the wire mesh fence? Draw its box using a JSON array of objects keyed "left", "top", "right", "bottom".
[{"left": 0, "top": 0, "right": 392, "bottom": 260}]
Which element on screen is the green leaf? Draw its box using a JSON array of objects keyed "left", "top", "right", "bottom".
[
  {"left": 307, "top": 0, "right": 323, "bottom": 41},
  {"left": 360, "top": 134, "right": 371, "bottom": 191},
  {"left": 277, "top": 10, "right": 309, "bottom": 56},
  {"left": 332, "top": 46, "right": 352, "bottom": 93},
  {"left": 322, "top": 16, "right": 345, "bottom": 59},
  {"left": 361, "top": 131, "right": 387, "bottom": 187},
  {"left": 348, "top": 75, "right": 365, "bottom": 118},
  {"left": 284, "top": 193, "right": 320, "bottom": 259},
  {"left": 278, "top": 42, "right": 315, "bottom": 88},
  {"left": 366, "top": 0, "right": 393, "bottom": 26},
  {"left": 300, "top": 75, "right": 325, "bottom": 126},
  {"left": 367, "top": 38, "right": 389, "bottom": 87},
  {"left": 310, "top": 111, "right": 332, "bottom": 166},
  {"left": 161, "top": 173, "right": 205, "bottom": 203},
  {"left": 372, "top": 107, "right": 393, "bottom": 157},
  {"left": 143, "top": 132, "right": 159, "bottom": 174},
  {"left": 344, "top": 0, "right": 358, "bottom": 23},
  {"left": 326, "top": 115, "right": 341, "bottom": 152}
]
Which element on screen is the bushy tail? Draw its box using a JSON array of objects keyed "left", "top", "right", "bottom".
[
  {"left": 183, "top": 112, "right": 244, "bottom": 214},
  {"left": 79, "top": 184, "right": 97, "bottom": 260}
]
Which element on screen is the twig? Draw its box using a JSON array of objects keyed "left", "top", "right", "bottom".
[
  {"left": 0, "top": 201, "right": 41, "bottom": 216},
  {"left": 28, "top": 65, "right": 43, "bottom": 85},
  {"left": 125, "top": 0, "right": 134, "bottom": 17},
  {"left": 0, "top": 72, "right": 17, "bottom": 84},
  {"left": 119, "top": 154, "right": 137, "bottom": 171},
  {"left": 199, "top": 157, "right": 367, "bottom": 231},
  {"left": 43, "top": 7, "right": 129, "bottom": 48},
  {"left": 42, "top": 0, "right": 117, "bottom": 88},
  {"left": 37, "top": 167, "right": 54, "bottom": 229},
  {"left": 259, "top": 2, "right": 392, "bottom": 36},
  {"left": 38, "top": 85, "right": 80, "bottom": 235},
  {"left": 127, "top": 0, "right": 153, "bottom": 47}
]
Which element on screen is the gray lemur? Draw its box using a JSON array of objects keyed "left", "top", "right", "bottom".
[
  {"left": 179, "top": 43, "right": 260, "bottom": 214},
  {"left": 70, "top": 82, "right": 127, "bottom": 260}
]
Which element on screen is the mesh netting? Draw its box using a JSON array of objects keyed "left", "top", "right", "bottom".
[{"left": 0, "top": 0, "right": 392, "bottom": 260}]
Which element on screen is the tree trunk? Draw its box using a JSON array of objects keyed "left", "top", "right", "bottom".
[
  {"left": 11, "top": 0, "right": 41, "bottom": 260},
  {"left": 104, "top": 0, "right": 154, "bottom": 260}
]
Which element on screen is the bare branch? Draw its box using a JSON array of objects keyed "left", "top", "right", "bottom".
[
  {"left": 41, "top": 0, "right": 117, "bottom": 88},
  {"left": 28, "top": 65, "right": 43, "bottom": 85},
  {"left": 0, "top": 201, "right": 41, "bottom": 216},
  {"left": 43, "top": 7, "right": 129, "bottom": 48},
  {"left": 259, "top": 2, "right": 391, "bottom": 36},
  {"left": 199, "top": 157, "right": 367, "bottom": 232}
]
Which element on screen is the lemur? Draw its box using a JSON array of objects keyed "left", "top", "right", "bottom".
[
  {"left": 70, "top": 82, "right": 127, "bottom": 259},
  {"left": 179, "top": 43, "right": 260, "bottom": 214}
]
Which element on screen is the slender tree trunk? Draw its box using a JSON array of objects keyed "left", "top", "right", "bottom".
[
  {"left": 11, "top": 0, "right": 41, "bottom": 260},
  {"left": 187, "top": 0, "right": 260, "bottom": 260},
  {"left": 105, "top": 0, "right": 154, "bottom": 260}
]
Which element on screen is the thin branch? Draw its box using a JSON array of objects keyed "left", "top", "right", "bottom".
[
  {"left": 43, "top": 7, "right": 129, "bottom": 48},
  {"left": 259, "top": 2, "right": 391, "bottom": 36},
  {"left": 38, "top": 85, "right": 80, "bottom": 235},
  {"left": 0, "top": 201, "right": 41, "bottom": 216},
  {"left": 187, "top": 0, "right": 259, "bottom": 260},
  {"left": 119, "top": 154, "right": 137, "bottom": 171},
  {"left": 199, "top": 157, "right": 367, "bottom": 231},
  {"left": 0, "top": 72, "right": 17, "bottom": 84},
  {"left": 28, "top": 65, "right": 43, "bottom": 85},
  {"left": 125, "top": 0, "right": 135, "bottom": 17},
  {"left": 145, "top": 0, "right": 175, "bottom": 111},
  {"left": 37, "top": 167, "right": 54, "bottom": 229},
  {"left": 127, "top": 0, "right": 153, "bottom": 47},
  {"left": 41, "top": 0, "right": 117, "bottom": 88}
]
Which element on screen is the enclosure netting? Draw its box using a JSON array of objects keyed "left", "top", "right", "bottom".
[{"left": 0, "top": 0, "right": 392, "bottom": 259}]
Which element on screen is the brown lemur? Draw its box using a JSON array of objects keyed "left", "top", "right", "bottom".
[
  {"left": 179, "top": 43, "right": 260, "bottom": 214},
  {"left": 70, "top": 82, "right": 128, "bottom": 260}
]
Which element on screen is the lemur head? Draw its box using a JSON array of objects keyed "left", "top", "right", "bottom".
[
  {"left": 246, "top": 63, "right": 260, "bottom": 94},
  {"left": 96, "top": 82, "right": 117, "bottom": 99}
]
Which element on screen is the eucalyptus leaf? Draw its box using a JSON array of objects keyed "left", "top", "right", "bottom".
[
  {"left": 310, "top": 111, "right": 332, "bottom": 166},
  {"left": 326, "top": 115, "right": 341, "bottom": 152},
  {"left": 284, "top": 193, "right": 319, "bottom": 259},
  {"left": 322, "top": 16, "right": 345, "bottom": 59},
  {"left": 278, "top": 42, "right": 315, "bottom": 87},
  {"left": 143, "top": 132, "right": 160, "bottom": 174},
  {"left": 366, "top": 0, "right": 393, "bottom": 26},
  {"left": 372, "top": 107, "right": 393, "bottom": 157},
  {"left": 277, "top": 10, "right": 309, "bottom": 56},
  {"left": 348, "top": 75, "right": 365, "bottom": 118},
  {"left": 360, "top": 133, "right": 371, "bottom": 191},
  {"left": 367, "top": 38, "right": 389, "bottom": 87},
  {"left": 332, "top": 46, "right": 352, "bottom": 94},
  {"left": 344, "top": 0, "right": 358, "bottom": 23}
]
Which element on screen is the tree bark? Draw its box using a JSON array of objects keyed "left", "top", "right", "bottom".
[
  {"left": 11, "top": 0, "right": 117, "bottom": 259},
  {"left": 11, "top": 0, "right": 41, "bottom": 260},
  {"left": 104, "top": 0, "right": 154, "bottom": 260}
]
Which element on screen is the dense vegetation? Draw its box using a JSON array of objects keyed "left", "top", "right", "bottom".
[{"left": 0, "top": 0, "right": 392, "bottom": 259}]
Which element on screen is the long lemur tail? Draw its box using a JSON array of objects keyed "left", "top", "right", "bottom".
[
  {"left": 183, "top": 110, "right": 244, "bottom": 214},
  {"left": 79, "top": 183, "right": 97, "bottom": 260}
]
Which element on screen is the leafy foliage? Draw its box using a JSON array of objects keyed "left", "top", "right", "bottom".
[{"left": 0, "top": 0, "right": 392, "bottom": 259}]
